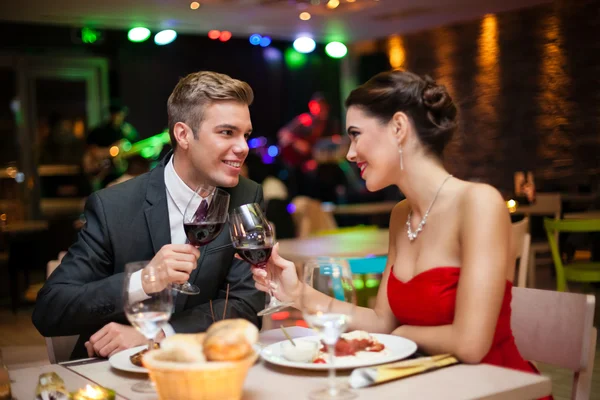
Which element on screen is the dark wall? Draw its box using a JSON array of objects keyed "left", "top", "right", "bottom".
[
  {"left": 0, "top": 22, "right": 342, "bottom": 143},
  {"left": 356, "top": 0, "right": 600, "bottom": 193}
]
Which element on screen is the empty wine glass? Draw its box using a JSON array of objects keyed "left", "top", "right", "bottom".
[
  {"left": 302, "top": 257, "right": 357, "bottom": 400},
  {"left": 123, "top": 261, "right": 173, "bottom": 393},
  {"left": 177, "top": 184, "right": 230, "bottom": 295},
  {"left": 229, "top": 203, "right": 293, "bottom": 316}
]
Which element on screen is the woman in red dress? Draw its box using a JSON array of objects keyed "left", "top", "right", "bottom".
[{"left": 251, "top": 70, "right": 550, "bottom": 395}]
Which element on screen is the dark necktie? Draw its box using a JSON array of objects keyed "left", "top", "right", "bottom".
[{"left": 194, "top": 199, "right": 209, "bottom": 222}]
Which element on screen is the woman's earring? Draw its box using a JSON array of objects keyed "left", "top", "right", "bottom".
[{"left": 398, "top": 146, "right": 404, "bottom": 171}]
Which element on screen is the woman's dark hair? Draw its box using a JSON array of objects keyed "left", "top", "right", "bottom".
[{"left": 345, "top": 70, "right": 457, "bottom": 158}]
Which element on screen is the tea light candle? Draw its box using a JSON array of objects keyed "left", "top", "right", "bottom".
[
  {"left": 506, "top": 199, "right": 518, "bottom": 213},
  {"left": 72, "top": 384, "right": 115, "bottom": 400}
]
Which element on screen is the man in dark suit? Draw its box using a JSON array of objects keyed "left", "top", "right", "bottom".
[{"left": 33, "top": 71, "right": 265, "bottom": 360}]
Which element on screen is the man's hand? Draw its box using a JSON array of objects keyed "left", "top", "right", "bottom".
[
  {"left": 143, "top": 244, "right": 200, "bottom": 293},
  {"left": 85, "top": 322, "right": 147, "bottom": 358}
]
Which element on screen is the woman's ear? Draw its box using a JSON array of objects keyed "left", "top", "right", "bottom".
[
  {"left": 173, "top": 122, "right": 191, "bottom": 150},
  {"left": 392, "top": 111, "right": 410, "bottom": 147}
]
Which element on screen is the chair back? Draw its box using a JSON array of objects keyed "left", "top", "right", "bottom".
[
  {"left": 291, "top": 196, "right": 337, "bottom": 238},
  {"left": 511, "top": 287, "right": 596, "bottom": 400},
  {"left": 45, "top": 335, "right": 79, "bottom": 364},
  {"left": 511, "top": 217, "right": 531, "bottom": 287},
  {"left": 544, "top": 218, "right": 600, "bottom": 291}
]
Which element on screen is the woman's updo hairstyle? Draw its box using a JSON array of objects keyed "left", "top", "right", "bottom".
[{"left": 345, "top": 70, "right": 458, "bottom": 158}]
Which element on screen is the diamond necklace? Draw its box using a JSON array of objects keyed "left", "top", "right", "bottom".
[{"left": 406, "top": 174, "right": 453, "bottom": 241}]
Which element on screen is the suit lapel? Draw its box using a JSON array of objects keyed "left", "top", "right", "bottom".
[{"left": 144, "top": 158, "right": 171, "bottom": 255}]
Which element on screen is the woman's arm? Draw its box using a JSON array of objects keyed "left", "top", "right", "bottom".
[
  {"left": 392, "top": 185, "right": 511, "bottom": 363},
  {"left": 257, "top": 202, "right": 406, "bottom": 334}
]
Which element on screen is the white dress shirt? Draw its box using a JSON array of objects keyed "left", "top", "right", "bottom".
[{"left": 128, "top": 157, "right": 204, "bottom": 336}]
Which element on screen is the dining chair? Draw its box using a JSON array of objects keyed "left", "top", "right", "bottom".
[
  {"left": 511, "top": 287, "right": 596, "bottom": 400},
  {"left": 45, "top": 335, "right": 79, "bottom": 364},
  {"left": 544, "top": 218, "right": 600, "bottom": 292},
  {"left": 521, "top": 193, "right": 562, "bottom": 288},
  {"left": 290, "top": 196, "right": 337, "bottom": 238},
  {"left": 511, "top": 217, "right": 531, "bottom": 287}
]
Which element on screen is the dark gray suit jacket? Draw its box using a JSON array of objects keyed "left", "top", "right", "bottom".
[{"left": 32, "top": 154, "right": 265, "bottom": 359}]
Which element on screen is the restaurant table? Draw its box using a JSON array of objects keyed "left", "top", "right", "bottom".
[
  {"left": 324, "top": 201, "right": 397, "bottom": 216},
  {"left": 277, "top": 229, "right": 389, "bottom": 263},
  {"left": 564, "top": 211, "right": 600, "bottom": 220},
  {"left": 10, "top": 327, "right": 552, "bottom": 400}
]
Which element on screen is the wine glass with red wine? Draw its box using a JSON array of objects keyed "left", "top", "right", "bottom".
[
  {"left": 229, "top": 203, "right": 293, "bottom": 316},
  {"left": 177, "top": 184, "right": 230, "bottom": 295}
]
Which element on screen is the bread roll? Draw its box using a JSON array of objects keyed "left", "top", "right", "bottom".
[
  {"left": 203, "top": 319, "right": 258, "bottom": 361},
  {"left": 157, "top": 333, "right": 206, "bottom": 363}
]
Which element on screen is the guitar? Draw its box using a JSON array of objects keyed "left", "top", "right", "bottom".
[{"left": 83, "top": 130, "right": 171, "bottom": 177}]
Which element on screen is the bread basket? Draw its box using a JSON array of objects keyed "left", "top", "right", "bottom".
[{"left": 143, "top": 349, "right": 258, "bottom": 400}]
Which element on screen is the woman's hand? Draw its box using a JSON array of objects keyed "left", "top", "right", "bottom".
[{"left": 250, "top": 243, "right": 302, "bottom": 304}]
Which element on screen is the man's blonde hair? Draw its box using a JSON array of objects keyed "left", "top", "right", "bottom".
[{"left": 167, "top": 71, "right": 254, "bottom": 149}]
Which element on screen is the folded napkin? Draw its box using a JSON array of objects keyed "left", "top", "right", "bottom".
[{"left": 349, "top": 354, "right": 459, "bottom": 389}]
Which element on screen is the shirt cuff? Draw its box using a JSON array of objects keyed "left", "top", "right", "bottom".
[
  {"left": 128, "top": 270, "right": 151, "bottom": 304},
  {"left": 162, "top": 323, "right": 176, "bottom": 337}
]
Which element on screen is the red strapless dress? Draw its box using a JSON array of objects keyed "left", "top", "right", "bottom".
[{"left": 388, "top": 266, "right": 552, "bottom": 400}]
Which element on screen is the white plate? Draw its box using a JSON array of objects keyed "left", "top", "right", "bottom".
[
  {"left": 108, "top": 345, "right": 149, "bottom": 373},
  {"left": 260, "top": 333, "right": 417, "bottom": 370}
]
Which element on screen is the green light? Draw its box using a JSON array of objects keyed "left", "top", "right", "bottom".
[
  {"left": 353, "top": 279, "right": 365, "bottom": 290},
  {"left": 140, "top": 147, "right": 154, "bottom": 159},
  {"left": 284, "top": 48, "right": 307, "bottom": 69},
  {"left": 365, "top": 279, "right": 380, "bottom": 289},
  {"left": 325, "top": 42, "right": 347, "bottom": 58},
  {"left": 121, "top": 140, "right": 132, "bottom": 152},
  {"left": 81, "top": 27, "right": 99, "bottom": 44},
  {"left": 128, "top": 27, "right": 151, "bottom": 43}
]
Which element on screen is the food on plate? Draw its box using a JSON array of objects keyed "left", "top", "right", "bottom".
[
  {"left": 142, "top": 318, "right": 259, "bottom": 367},
  {"left": 313, "top": 331, "right": 386, "bottom": 364},
  {"left": 280, "top": 340, "right": 320, "bottom": 362},
  {"left": 129, "top": 341, "right": 160, "bottom": 367}
]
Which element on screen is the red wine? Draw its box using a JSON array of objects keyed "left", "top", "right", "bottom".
[
  {"left": 234, "top": 246, "right": 273, "bottom": 267},
  {"left": 184, "top": 222, "right": 225, "bottom": 246}
]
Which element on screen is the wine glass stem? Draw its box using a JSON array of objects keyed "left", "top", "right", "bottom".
[{"left": 327, "top": 343, "right": 338, "bottom": 396}]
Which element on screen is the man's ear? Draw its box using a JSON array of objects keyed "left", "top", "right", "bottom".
[{"left": 173, "top": 122, "right": 192, "bottom": 150}]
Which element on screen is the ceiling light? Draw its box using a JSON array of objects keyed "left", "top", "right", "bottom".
[
  {"left": 260, "top": 36, "right": 272, "bottom": 47},
  {"left": 190, "top": 2, "right": 200, "bottom": 9},
  {"left": 327, "top": 0, "right": 340, "bottom": 9},
  {"left": 208, "top": 30, "right": 221, "bottom": 39},
  {"left": 128, "top": 27, "right": 151, "bottom": 43},
  {"left": 299, "top": 12, "right": 311, "bottom": 21},
  {"left": 249, "top": 34, "right": 262, "bottom": 45},
  {"left": 154, "top": 29, "right": 177, "bottom": 45},
  {"left": 293, "top": 37, "right": 316, "bottom": 53},
  {"left": 219, "top": 31, "right": 232, "bottom": 42},
  {"left": 325, "top": 41, "right": 347, "bottom": 58}
]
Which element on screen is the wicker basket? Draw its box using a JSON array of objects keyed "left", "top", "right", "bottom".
[{"left": 143, "top": 350, "right": 258, "bottom": 400}]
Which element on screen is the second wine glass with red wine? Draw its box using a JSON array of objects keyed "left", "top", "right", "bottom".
[
  {"left": 229, "top": 203, "right": 293, "bottom": 316},
  {"left": 178, "top": 184, "right": 230, "bottom": 295}
]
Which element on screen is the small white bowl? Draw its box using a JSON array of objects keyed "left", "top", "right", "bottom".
[{"left": 280, "top": 340, "right": 320, "bottom": 363}]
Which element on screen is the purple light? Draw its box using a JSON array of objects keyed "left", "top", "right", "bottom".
[
  {"left": 365, "top": 254, "right": 375, "bottom": 258},
  {"left": 248, "top": 138, "right": 261, "bottom": 149},
  {"left": 262, "top": 154, "right": 274, "bottom": 164},
  {"left": 263, "top": 47, "right": 282, "bottom": 62},
  {"left": 287, "top": 203, "right": 297, "bottom": 214},
  {"left": 267, "top": 145, "right": 279, "bottom": 157}
]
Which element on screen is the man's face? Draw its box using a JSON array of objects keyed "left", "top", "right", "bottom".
[{"left": 187, "top": 101, "right": 252, "bottom": 188}]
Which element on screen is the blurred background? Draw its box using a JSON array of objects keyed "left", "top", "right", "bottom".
[{"left": 0, "top": 1, "right": 599, "bottom": 396}]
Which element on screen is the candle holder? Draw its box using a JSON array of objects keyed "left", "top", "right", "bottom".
[{"left": 71, "top": 384, "right": 116, "bottom": 400}]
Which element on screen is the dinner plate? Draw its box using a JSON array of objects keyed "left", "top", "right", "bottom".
[
  {"left": 108, "top": 345, "right": 149, "bottom": 373},
  {"left": 260, "top": 333, "right": 417, "bottom": 370}
]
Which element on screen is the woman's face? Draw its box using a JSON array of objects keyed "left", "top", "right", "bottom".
[{"left": 345, "top": 106, "right": 401, "bottom": 191}]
